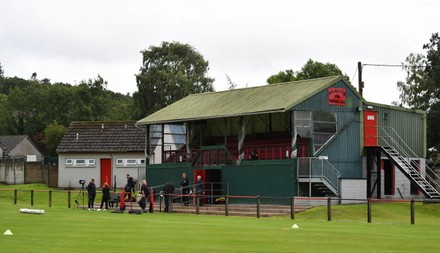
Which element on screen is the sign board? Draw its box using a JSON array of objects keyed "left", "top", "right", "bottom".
[
  {"left": 328, "top": 87, "right": 346, "bottom": 106},
  {"left": 27, "top": 155, "right": 37, "bottom": 162}
]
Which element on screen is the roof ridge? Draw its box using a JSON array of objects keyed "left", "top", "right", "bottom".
[{"left": 188, "top": 75, "right": 342, "bottom": 97}]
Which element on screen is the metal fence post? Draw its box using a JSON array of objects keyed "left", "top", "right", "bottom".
[
  {"left": 31, "top": 189, "right": 34, "bottom": 206},
  {"left": 14, "top": 189, "right": 17, "bottom": 205},
  {"left": 49, "top": 190, "right": 52, "bottom": 207}
]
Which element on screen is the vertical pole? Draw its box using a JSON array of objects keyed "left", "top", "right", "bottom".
[
  {"left": 376, "top": 149, "right": 382, "bottom": 199},
  {"left": 49, "top": 190, "right": 52, "bottom": 207},
  {"left": 14, "top": 189, "right": 17, "bottom": 205},
  {"left": 358, "top": 61, "right": 363, "bottom": 96},
  {"left": 367, "top": 198, "right": 372, "bottom": 223},
  {"left": 256, "top": 196, "right": 261, "bottom": 218},
  {"left": 411, "top": 199, "right": 415, "bottom": 225},
  {"left": 68, "top": 190, "right": 71, "bottom": 208},
  {"left": 290, "top": 197, "right": 295, "bottom": 220},
  {"left": 327, "top": 198, "right": 332, "bottom": 221},
  {"left": 145, "top": 125, "right": 150, "bottom": 178},
  {"left": 225, "top": 195, "right": 229, "bottom": 216},
  {"left": 367, "top": 148, "right": 372, "bottom": 198}
]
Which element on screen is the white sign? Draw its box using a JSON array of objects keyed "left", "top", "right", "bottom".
[{"left": 26, "top": 155, "right": 37, "bottom": 162}]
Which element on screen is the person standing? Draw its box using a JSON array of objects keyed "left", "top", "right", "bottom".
[
  {"left": 100, "top": 182, "right": 110, "bottom": 210},
  {"left": 162, "top": 180, "right": 175, "bottom": 213},
  {"left": 195, "top": 175, "right": 204, "bottom": 206},
  {"left": 180, "top": 173, "right": 189, "bottom": 206},
  {"left": 140, "top": 179, "right": 150, "bottom": 212},
  {"left": 125, "top": 174, "right": 135, "bottom": 201},
  {"left": 86, "top": 178, "right": 96, "bottom": 210}
]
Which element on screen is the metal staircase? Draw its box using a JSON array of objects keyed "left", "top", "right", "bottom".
[
  {"left": 377, "top": 127, "right": 440, "bottom": 199},
  {"left": 297, "top": 157, "right": 341, "bottom": 197},
  {"left": 381, "top": 146, "right": 440, "bottom": 199}
]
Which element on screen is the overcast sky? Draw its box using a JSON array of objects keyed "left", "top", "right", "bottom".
[{"left": 1, "top": 0, "right": 439, "bottom": 105}]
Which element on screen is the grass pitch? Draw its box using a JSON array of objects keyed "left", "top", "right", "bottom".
[{"left": 1, "top": 184, "right": 440, "bottom": 253}]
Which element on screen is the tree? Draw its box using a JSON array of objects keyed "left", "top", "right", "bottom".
[
  {"left": 267, "top": 59, "right": 348, "bottom": 84},
  {"left": 135, "top": 41, "right": 215, "bottom": 117},
  {"left": 43, "top": 122, "right": 67, "bottom": 156},
  {"left": 397, "top": 33, "right": 440, "bottom": 150}
]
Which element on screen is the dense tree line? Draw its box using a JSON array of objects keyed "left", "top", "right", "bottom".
[
  {"left": 0, "top": 69, "right": 137, "bottom": 156},
  {"left": 397, "top": 33, "right": 440, "bottom": 153}
]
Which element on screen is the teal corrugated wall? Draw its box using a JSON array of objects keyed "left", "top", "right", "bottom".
[
  {"left": 373, "top": 105, "right": 425, "bottom": 157},
  {"left": 293, "top": 80, "right": 363, "bottom": 178}
]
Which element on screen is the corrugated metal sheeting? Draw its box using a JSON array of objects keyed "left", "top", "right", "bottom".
[{"left": 368, "top": 103, "right": 426, "bottom": 157}]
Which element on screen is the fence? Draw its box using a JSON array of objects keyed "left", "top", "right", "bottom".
[
  {"left": 0, "top": 157, "right": 58, "bottom": 187},
  {"left": 1, "top": 187, "right": 438, "bottom": 224}
]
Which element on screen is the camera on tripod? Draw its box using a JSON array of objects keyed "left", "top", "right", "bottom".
[{"left": 79, "top": 179, "right": 86, "bottom": 185}]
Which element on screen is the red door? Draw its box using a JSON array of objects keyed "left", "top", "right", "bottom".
[
  {"left": 100, "top": 159, "right": 112, "bottom": 188},
  {"left": 364, "top": 111, "right": 377, "bottom": 146}
]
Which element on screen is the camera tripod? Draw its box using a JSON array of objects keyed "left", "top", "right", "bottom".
[{"left": 74, "top": 183, "right": 86, "bottom": 209}]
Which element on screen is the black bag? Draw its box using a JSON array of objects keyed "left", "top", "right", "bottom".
[{"left": 138, "top": 197, "right": 146, "bottom": 209}]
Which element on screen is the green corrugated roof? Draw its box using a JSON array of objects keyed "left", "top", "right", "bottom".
[{"left": 137, "top": 75, "right": 347, "bottom": 125}]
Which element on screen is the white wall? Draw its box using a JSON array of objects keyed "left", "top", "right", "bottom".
[
  {"left": 340, "top": 179, "right": 366, "bottom": 204},
  {"left": 58, "top": 152, "right": 145, "bottom": 189}
]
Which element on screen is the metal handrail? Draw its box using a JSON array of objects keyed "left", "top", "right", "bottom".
[
  {"left": 376, "top": 126, "right": 440, "bottom": 189},
  {"left": 297, "top": 157, "right": 341, "bottom": 195}
]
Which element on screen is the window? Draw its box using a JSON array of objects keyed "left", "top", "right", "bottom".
[
  {"left": 312, "top": 112, "right": 337, "bottom": 152},
  {"left": 126, "top": 159, "right": 137, "bottom": 165},
  {"left": 116, "top": 159, "right": 124, "bottom": 165},
  {"left": 295, "top": 111, "right": 337, "bottom": 154},
  {"left": 295, "top": 111, "right": 311, "bottom": 138},
  {"left": 76, "top": 159, "right": 86, "bottom": 165},
  {"left": 66, "top": 159, "right": 73, "bottom": 166}
]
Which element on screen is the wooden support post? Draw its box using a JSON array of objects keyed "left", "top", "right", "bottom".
[
  {"left": 256, "top": 196, "right": 261, "bottom": 218},
  {"left": 225, "top": 195, "right": 229, "bottom": 216},
  {"left": 49, "top": 190, "right": 52, "bottom": 207},
  {"left": 68, "top": 190, "right": 71, "bottom": 208},
  {"left": 367, "top": 198, "right": 372, "bottom": 223},
  {"left": 31, "top": 190, "right": 34, "bottom": 206},
  {"left": 290, "top": 197, "right": 295, "bottom": 220},
  {"left": 411, "top": 199, "right": 415, "bottom": 225}
]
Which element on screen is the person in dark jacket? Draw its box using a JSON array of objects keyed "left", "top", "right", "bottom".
[
  {"left": 195, "top": 175, "right": 204, "bottom": 206},
  {"left": 100, "top": 182, "right": 110, "bottom": 210},
  {"left": 139, "top": 179, "right": 150, "bottom": 212},
  {"left": 86, "top": 178, "right": 96, "bottom": 210},
  {"left": 180, "top": 173, "right": 190, "bottom": 206},
  {"left": 162, "top": 180, "right": 175, "bottom": 212},
  {"left": 125, "top": 174, "right": 135, "bottom": 201}
]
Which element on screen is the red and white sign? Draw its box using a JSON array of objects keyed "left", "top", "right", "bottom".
[{"left": 328, "top": 87, "right": 346, "bottom": 106}]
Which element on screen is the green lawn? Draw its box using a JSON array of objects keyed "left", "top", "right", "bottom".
[{"left": 1, "top": 184, "right": 440, "bottom": 253}]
